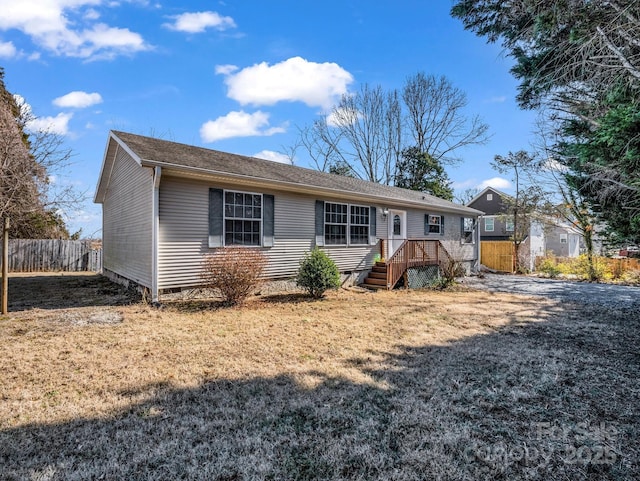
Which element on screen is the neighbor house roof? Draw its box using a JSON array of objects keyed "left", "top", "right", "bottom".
[
  {"left": 466, "top": 186, "right": 512, "bottom": 207},
  {"left": 95, "top": 131, "right": 482, "bottom": 215}
]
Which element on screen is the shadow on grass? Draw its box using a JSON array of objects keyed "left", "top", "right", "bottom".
[
  {"left": 7, "top": 274, "right": 138, "bottom": 311},
  {"left": 2, "top": 301, "right": 639, "bottom": 480}
]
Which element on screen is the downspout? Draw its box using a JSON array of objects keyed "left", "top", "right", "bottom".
[
  {"left": 151, "top": 166, "right": 161, "bottom": 303},
  {"left": 475, "top": 216, "right": 482, "bottom": 273}
]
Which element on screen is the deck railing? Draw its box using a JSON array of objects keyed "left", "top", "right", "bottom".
[{"left": 386, "top": 239, "right": 440, "bottom": 289}]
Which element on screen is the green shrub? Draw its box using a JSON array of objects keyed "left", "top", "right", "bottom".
[
  {"left": 296, "top": 248, "right": 341, "bottom": 298},
  {"left": 574, "top": 254, "right": 608, "bottom": 281},
  {"left": 538, "top": 256, "right": 562, "bottom": 278}
]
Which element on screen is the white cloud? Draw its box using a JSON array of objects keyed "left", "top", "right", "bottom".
[
  {"left": 84, "top": 8, "right": 100, "bottom": 20},
  {"left": 0, "top": 40, "right": 17, "bottom": 58},
  {"left": 200, "top": 110, "right": 287, "bottom": 143},
  {"left": 215, "top": 64, "right": 238, "bottom": 75},
  {"left": 164, "top": 11, "right": 236, "bottom": 33},
  {"left": 253, "top": 150, "right": 292, "bottom": 164},
  {"left": 0, "top": 1, "right": 150, "bottom": 59},
  {"left": 15, "top": 94, "right": 73, "bottom": 135},
  {"left": 217, "top": 56, "right": 353, "bottom": 109},
  {"left": 326, "top": 106, "right": 360, "bottom": 127},
  {"left": 485, "top": 96, "right": 507, "bottom": 104},
  {"left": 478, "top": 177, "right": 512, "bottom": 190},
  {"left": 53, "top": 91, "right": 102, "bottom": 108},
  {"left": 451, "top": 179, "right": 479, "bottom": 190},
  {"left": 27, "top": 112, "right": 73, "bottom": 135}
]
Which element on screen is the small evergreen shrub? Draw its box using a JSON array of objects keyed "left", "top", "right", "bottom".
[
  {"left": 200, "top": 247, "right": 267, "bottom": 306},
  {"left": 296, "top": 248, "right": 341, "bottom": 298}
]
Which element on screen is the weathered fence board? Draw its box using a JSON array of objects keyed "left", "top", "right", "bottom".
[{"left": 0, "top": 239, "right": 102, "bottom": 272}]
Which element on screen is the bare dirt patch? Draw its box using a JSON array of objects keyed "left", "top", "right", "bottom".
[{"left": 1, "top": 275, "right": 638, "bottom": 480}]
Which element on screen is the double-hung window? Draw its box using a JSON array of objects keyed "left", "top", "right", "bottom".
[
  {"left": 462, "top": 217, "right": 475, "bottom": 244},
  {"left": 349, "top": 205, "right": 370, "bottom": 245},
  {"left": 224, "top": 191, "right": 262, "bottom": 246},
  {"left": 505, "top": 217, "right": 514, "bottom": 232},
  {"left": 426, "top": 214, "right": 443, "bottom": 234},
  {"left": 324, "top": 202, "right": 370, "bottom": 245},
  {"left": 325, "top": 202, "right": 348, "bottom": 245},
  {"left": 484, "top": 217, "right": 495, "bottom": 232}
]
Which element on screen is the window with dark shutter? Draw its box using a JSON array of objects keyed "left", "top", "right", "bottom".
[
  {"left": 224, "top": 190, "right": 262, "bottom": 246},
  {"left": 208, "top": 188, "right": 224, "bottom": 248},
  {"left": 425, "top": 214, "right": 443, "bottom": 235}
]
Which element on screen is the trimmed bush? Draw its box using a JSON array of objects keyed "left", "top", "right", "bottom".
[
  {"left": 296, "top": 248, "right": 341, "bottom": 298},
  {"left": 200, "top": 247, "right": 267, "bottom": 306}
]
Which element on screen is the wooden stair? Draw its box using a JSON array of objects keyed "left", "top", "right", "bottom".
[{"left": 362, "top": 261, "right": 389, "bottom": 290}]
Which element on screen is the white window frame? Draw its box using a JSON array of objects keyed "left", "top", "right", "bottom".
[
  {"left": 223, "top": 189, "right": 263, "bottom": 247},
  {"left": 560, "top": 233, "right": 568, "bottom": 244},
  {"left": 324, "top": 202, "right": 370, "bottom": 246},
  {"left": 462, "top": 217, "right": 475, "bottom": 244},
  {"left": 484, "top": 217, "right": 495, "bottom": 232},
  {"left": 487, "top": 193, "right": 493, "bottom": 201},
  {"left": 349, "top": 204, "right": 370, "bottom": 245},
  {"left": 427, "top": 214, "right": 442, "bottom": 234},
  {"left": 505, "top": 217, "right": 514, "bottom": 232},
  {"left": 324, "top": 202, "right": 348, "bottom": 245}
]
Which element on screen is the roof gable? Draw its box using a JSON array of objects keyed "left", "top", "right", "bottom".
[{"left": 96, "top": 130, "right": 482, "bottom": 215}]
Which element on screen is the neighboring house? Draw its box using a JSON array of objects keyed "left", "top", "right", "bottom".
[
  {"left": 467, "top": 187, "right": 585, "bottom": 271},
  {"left": 545, "top": 222, "right": 583, "bottom": 257},
  {"left": 95, "top": 131, "right": 482, "bottom": 301}
]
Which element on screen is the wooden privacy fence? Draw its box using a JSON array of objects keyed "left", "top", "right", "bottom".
[
  {"left": 0, "top": 239, "right": 102, "bottom": 272},
  {"left": 481, "top": 240, "right": 514, "bottom": 273}
]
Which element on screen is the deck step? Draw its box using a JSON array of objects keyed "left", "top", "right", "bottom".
[
  {"left": 363, "top": 277, "right": 387, "bottom": 287},
  {"left": 362, "top": 283, "right": 387, "bottom": 290},
  {"left": 368, "top": 271, "right": 386, "bottom": 279}
]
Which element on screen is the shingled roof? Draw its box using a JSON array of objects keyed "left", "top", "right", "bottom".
[{"left": 96, "top": 130, "right": 482, "bottom": 215}]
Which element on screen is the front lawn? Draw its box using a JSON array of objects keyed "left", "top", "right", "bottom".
[{"left": 1, "top": 275, "right": 638, "bottom": 480}]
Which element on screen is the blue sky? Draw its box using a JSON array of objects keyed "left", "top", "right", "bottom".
[{"left": 0, "top": 0, "right": 537, "bottom": 238}]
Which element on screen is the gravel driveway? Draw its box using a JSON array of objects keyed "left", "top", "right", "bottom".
[{"left": 462, "top": 273, "right": 640, "bottom": 308}]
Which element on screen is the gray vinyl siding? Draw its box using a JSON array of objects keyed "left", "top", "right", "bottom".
[
  {"left": 157, "top": 176, "right": 380, "bottom": 289},
  {"left": 406, "top": 210, "right": 475, "bottom": 261},
  {"left": 102, "top": 147, "right": 153, "bottom": 288}
]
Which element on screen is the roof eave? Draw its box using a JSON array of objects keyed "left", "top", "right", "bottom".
[
  {"left": 94, "top": 131, "right": 144, "bottom": 203},
  {"left": 141, "top": 159, "right": 483, "bottom": 216}
]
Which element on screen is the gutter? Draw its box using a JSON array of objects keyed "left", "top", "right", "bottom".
[{"left": 151, "top": 166, "right": 161, "bottom": 303}]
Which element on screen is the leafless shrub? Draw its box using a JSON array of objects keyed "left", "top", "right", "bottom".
[{"left": 200, "top": 248, "right": 267, "bottom": 306}]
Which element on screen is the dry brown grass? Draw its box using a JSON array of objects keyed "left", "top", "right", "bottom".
[{"left": 1, "top": 274, "right": 638, "bottom": 480}]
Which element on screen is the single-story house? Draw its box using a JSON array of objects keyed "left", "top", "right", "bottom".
[{"left": 94, "top": 131, "right": 482, "bottom": 301}]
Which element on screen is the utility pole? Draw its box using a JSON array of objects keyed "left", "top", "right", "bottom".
[{"left": 2, "top": 217, "right": 8, "bottom": 315}]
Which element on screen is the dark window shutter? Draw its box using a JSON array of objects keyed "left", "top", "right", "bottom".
[
  {"left": 263, "top": 194, "right": 274, "bottom": 247},
  {"left": 424, "top": 214, "right": 429, "bottom": 236},
  {"left": 208, "top": 188, "right": 223, "bottom": 248},
  {"left": 441, "top": 215, "right": 445, "bottom": 236},
  {"left": 369, "top": 206, "right": 377, "bottom": 245},
  {"left": 315, "top": 200, "right": 325, "bottom": 246},
  {"left": 460, "top": 217, "right": 465, "bottom": 237}
]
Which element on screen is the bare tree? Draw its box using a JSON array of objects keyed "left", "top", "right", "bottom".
[
  {"left": 0, "top": 69, "right": 80, "bottom": 238},
  {"left": 402, "top": 73, "right": 489, "bottom": 164},
  {"left": 493, "top": 151, "right": 545, "bottom": 273},
  {"left": 298, "top": 74, "right": 488, "bottom": 187},
  {"left": 532, "top": 115, "right": 602, "bottom": 279},
  {"left": 454, "top": 187, "right": 480, "bottom": 205},
  {"left": 304, "top": 84, "right": 401, "bottom": 184}
]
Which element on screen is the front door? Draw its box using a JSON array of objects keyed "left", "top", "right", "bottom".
[{"left": 388, "top": 210, "right": 407, "bottom": 257}]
